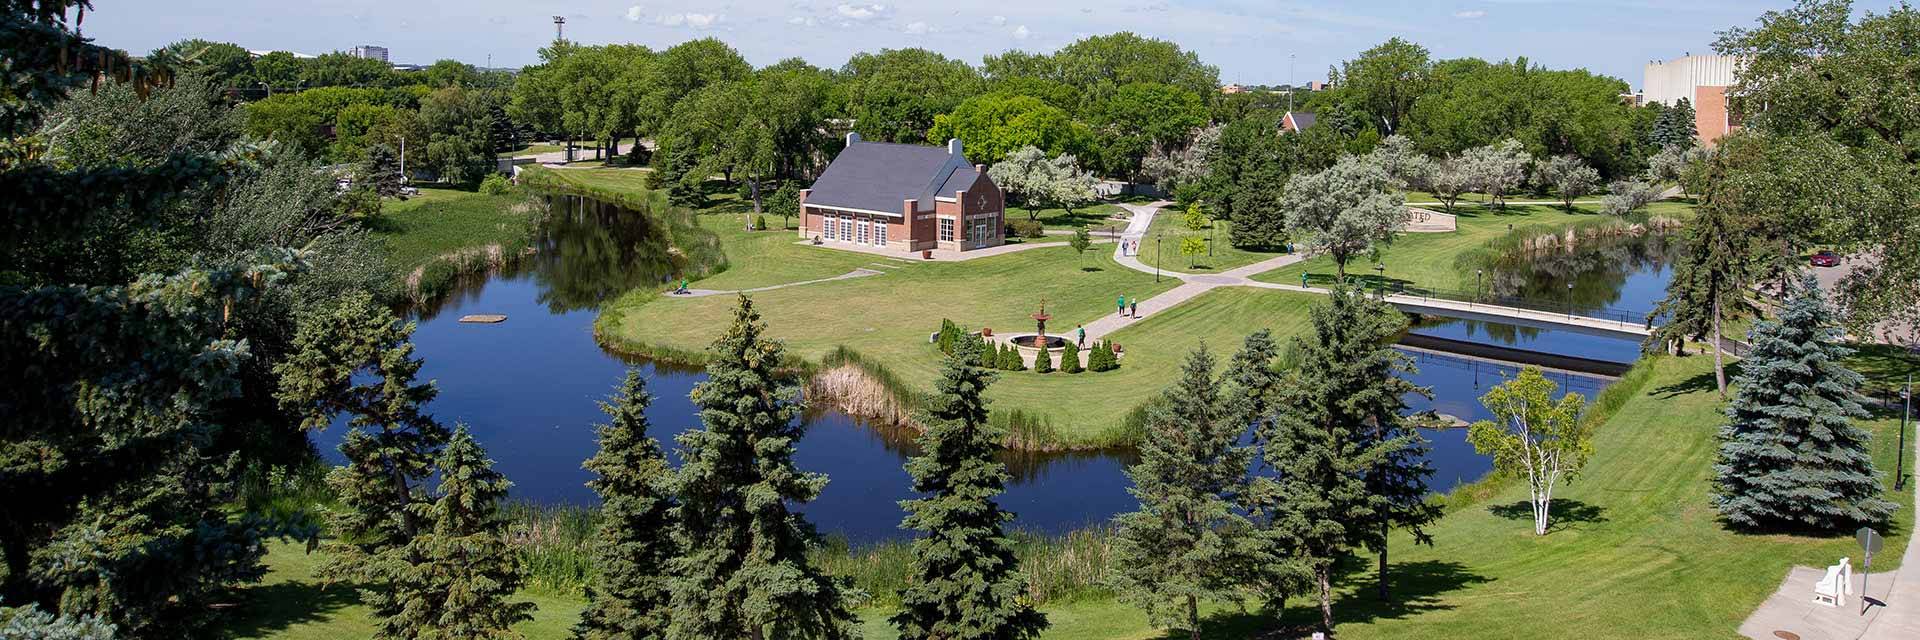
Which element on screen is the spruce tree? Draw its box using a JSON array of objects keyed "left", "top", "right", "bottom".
[
  {"left": 1061, "top": 340, "right": 1084, "bottom": 374},
  {"left": 1713, "top": 275, "right": 1896, "bottom": 530},
  {"left": 1033, "top": 344, "right": 1055, "bottom": 373},
  {"left": 394, "top": 426, "right": 535, "bottom": 639},
  {"left": 892, "top": 338, "right": 1048, "bottom": 640},
  {"left": 667, "top": 295, "right": 856, "bottom": 640},
  {"left": 1111, "top": 345, "right": 1255, "bottom": 640},
  {"left": 1220, "top": 330, "right": 1281, "bottom": 431},
  {"left": 361, "top": 143, "right": 405, "bottom": 197},
  {"left": 575, "top": 371, "right": 679, "bottom": 640},
  {"left": 276, "top": 294, "right": 449, "bottom": 635},
  {"left": 1647, "top": 164, "right": 1761, "bottom": 397},
  {"left": 1254, "top": 287, "right": 1437, "bottom": 632}
]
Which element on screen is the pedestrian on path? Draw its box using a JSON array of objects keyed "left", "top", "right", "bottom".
[
  {"left": 1129, "top": 297, "right": 1138, "bottom": 319},
  {"left": 1116, "top": 294, "right": 1125, "bottom": 317},
  {"left": 1076, "top": 324, "right": 1086, "bottom": 348}
]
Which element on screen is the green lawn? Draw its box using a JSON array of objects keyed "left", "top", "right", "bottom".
[
  {"left": 224, "top": 352, "right": 1915, "bottom": 639},
  {"left": 1405, "top": 190, "right": 1605, "bottom": 205},
  {"left": 599, "top": 244, "right": 1206, "bottom": 447},
  {"left": 1253, "top": 201, "right": 1696, "bottom": 291},
  {"left": 1130, "top": 214, "right": 1291, "bottom": 273},
  {"left": 1007, "top": 202, "right": 1128, "bottom": 232},
  {"left": 373, "top": 186, "right": 541, "bottom": 272}
]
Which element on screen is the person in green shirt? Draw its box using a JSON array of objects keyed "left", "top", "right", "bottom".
[
  {"left": 1076, "top": 324, "right": 1086, "bottom": 348},
  {"left": 1116, "top": 295, "right": 1125, "bottom": 317}
]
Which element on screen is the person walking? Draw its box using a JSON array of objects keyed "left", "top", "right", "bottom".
[
  {"left": 1116, "top": 294, "right": 1126, "bottom": 317},
  {"left": 1076, "top": 324, "right": 1086, "bottom": 348},
  {"left": 1129, "top": 297, "right": 1138, "bottom": 319}
]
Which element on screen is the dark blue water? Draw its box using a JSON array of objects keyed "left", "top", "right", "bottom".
[{"left": 310, "top": 195, "right": 1671, "bottom": 542}]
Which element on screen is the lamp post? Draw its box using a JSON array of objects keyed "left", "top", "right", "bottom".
[
  {"left": 1374, "top": 263, "right": 1386, "bottom": 296},
  {"left": 1899, "top": 375, "right": 1911, "bottom": 489},
  {"left": 1566, "top": 282, "right": 1575, "bottom": 319},
  {"left": 1155, "top": 233, "right": 1163, "bottom": 283},
  {"left": 1475, "top": 269, "right": 1483, "bottom": 307}
]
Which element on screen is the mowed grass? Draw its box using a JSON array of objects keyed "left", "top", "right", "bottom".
[
  {"left": 1130, "top": 214, "right": 1291, "bottom": 273},
  {"left": 600, "top": 243, "right": 1204, "bottom": 446},
  {"left": 1253, "top": 201, "right": 1696, "bottom": 291},
  {"left": 224, "top": 353, "right": 1914, "bottom": 639},
  {"left": 1010, "top": 202, "right": 1129, "bottom": 232},
  {"left": 686, "top": 215, "right": 879, "bottom": 292},
  {"left": 374, "top": 186, "right": 541, "bottom": 271}
]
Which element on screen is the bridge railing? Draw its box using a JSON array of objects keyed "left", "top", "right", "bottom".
[{"left": 1372, "top": 282, "right": 1655, "bottom": 329}]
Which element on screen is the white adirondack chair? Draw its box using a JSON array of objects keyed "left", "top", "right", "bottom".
[{"left": 1813, "top": 557, "right": 1852, "bottom": 607}]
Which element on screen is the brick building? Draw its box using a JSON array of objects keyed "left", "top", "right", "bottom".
[
  {"left": 1642, "top": 54, "right": 1743, "bottom": 146},
  {"left": 1280, "top": 111, "right": 1317, "bottom": 133},
  {"left": 798, "top": 133, "right": 1005, "bottom": 253}
]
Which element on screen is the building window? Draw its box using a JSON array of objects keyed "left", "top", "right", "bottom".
[
  {"left": 822, "top": 214, "right": 835, "bottom": 240},
  {"left": 939, "top": 218, "right": 954, "bottom": 241},
  {"left": 857, "top": 220, "right": 869, "bottom": 245},
  {"left": 841, "top": 218, "right": 853, "bottom": 242},
  {"left": 876, "top": 223, "right": 888, "bottom": 246}
]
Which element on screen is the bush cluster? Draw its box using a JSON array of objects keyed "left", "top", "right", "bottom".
[
  {"left": 1007, "top": 219, "right": 1045, "bottom": 239},
  {"left": 1086, "top": 340, "right": 1120, "bottom": 372}
]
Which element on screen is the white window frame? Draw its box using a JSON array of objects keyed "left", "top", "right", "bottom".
[
  {"left": 823, "top": 214, "right": 835, "bottom": 240},
  {"left": 841, "top": 218, "right": 853, "bottom": 242},
  {"left": 875, "top": 221, "right": 888, "bottom": 246},
  {"left": 857, "top": 219, "right": 869, "bottom": 245},
  {"left": 939, "top": 218, "right": 954, "bottom": 241}
]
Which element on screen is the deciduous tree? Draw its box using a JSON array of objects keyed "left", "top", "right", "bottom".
[
  {"left": 1467, "top": 368, "right": 1593, "bottom": 536},
  {"left": 1461, "top": 139, "right": 1530, "bottom": 209},
  {"left": 929, "top": 92, "right": 1090, "bottom": 163},
  {"left": 988, "top": 146, "right": 1097, "bottom": 220},
  {"left": 1537, "top": 155, "right": 1600, "bottom": 210},
  {"left": 1281, "top": 154, "right": 1406, "bottom": 277}
]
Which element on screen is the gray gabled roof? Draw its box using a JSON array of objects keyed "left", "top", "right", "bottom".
[
  {"left": 806, "top": 135, "right": 976, "bottom": 215},
  {"left": 1285, "top": 111, "right": 1317, "bottom": 131}
]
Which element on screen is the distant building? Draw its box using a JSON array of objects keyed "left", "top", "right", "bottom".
[
  {"left": 350, "top": 45, "right": 389, "bottom": 62},
  {"left": 247, "top": 48, "right": 315, "bottom": 59},
  {"left": 1308, "top": 80, "right": 1328, "bottom": 92},
  {"left": 799, "top": 133, "right": 1005, "bottom": 253},
  {"left": 1643, "top": 53, "right": 1743, "bottom": 146},
  {"left": 1280, "top": 111, "right": 1317, "bottom": 134},
  {"left": 1221, "top": 83, "right": 1246, "bottom": 94}
]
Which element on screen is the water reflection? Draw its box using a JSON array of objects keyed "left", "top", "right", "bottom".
[
  {"left": 1482, "top": 232, "right": 1679, "bottom": 319},
  {"left": 318, "top": 192, "right": 1644, "bottom": 542}
]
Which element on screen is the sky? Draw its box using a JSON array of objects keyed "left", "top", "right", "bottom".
[{"left": 81, "top": 0, "right": 1817, "bottom": 89}]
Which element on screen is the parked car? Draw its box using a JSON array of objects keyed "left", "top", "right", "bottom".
[{"left": 1810, "top": 250, "right": 1841, "bottom": 267}]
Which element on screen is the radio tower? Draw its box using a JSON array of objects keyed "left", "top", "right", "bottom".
[{"left": 552, "top": 16, "right": 566, "bottom": 41}]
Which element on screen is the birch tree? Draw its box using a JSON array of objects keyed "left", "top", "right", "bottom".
[{"left": 1467, "top": 368, "right": 1592, "bottom": 536}]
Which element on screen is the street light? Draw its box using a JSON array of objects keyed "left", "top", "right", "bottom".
[
  {"left": 1374, "top": 263, "right": 1386, "bottom": 295},
  {"left": 1566, "top": 282, "right": 1575, "bottom": 319},
  {"left": 1475, "top": 269, "right": 1483, "bottom": 307},
  {"left": 1155, "top": 233, "right": 1163, "bottom": 283}
]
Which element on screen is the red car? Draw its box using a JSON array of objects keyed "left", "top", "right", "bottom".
[{"left": 1810, "top": 250, "right": 1841, "bottom": 267}]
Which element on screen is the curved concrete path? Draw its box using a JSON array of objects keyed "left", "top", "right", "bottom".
[{"left": 676, "top": 268, "right": 884, "bottom": 297}]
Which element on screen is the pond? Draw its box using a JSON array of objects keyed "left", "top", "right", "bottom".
[{"left": 313, "top": 194, "right": 1669, "bottom": 542}]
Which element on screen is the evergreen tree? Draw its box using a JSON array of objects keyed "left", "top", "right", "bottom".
[
  {"left": 1219, "top": 330, "right": 1281, "bottom": 431},
  {"left": 1713, "top": 275, "right": 1897, "bottom": 530},
  {"left": 1001, "top": 344, "right": 1027, "bottom": 372},
  {"left": 892, "top": 338, "right": 1048, "bottom": 640},
  {"left": 1652, "top": 98, "right": 1698, "bottom": 150},
  {"left": 1254, "top": 287, "right": 1436, "bottom": 632},
  {"left": 394, "top": 426, "right": 535, "bottom": 639},
  {"left": 275, "top": 294, "right": 450, "bottom": 638},
  {"left": 1033, "top": 344, "right": 1055, "bottom": 373},
  {"left": 1110, "top": 346, "right": 1255, "bottom": 640},
  {"left": 667, "top": 295, "right": 856, "bottom": 640},
  {"left": 1061, "top": 340, "right": 1084, "bottom": 374},
  {"left": 575, "top": 371, "right": 679, "bottom": 640},
  {"left": 360, "top": 143, "right": 405, "bottom": 198},
  {"left": 1647, "top": 159, "right": 1762, "bottom": 397}
]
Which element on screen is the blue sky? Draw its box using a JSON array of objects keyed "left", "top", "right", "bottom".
[{"left": 84, "top": 0, "right": 1816, "bottom": 89}]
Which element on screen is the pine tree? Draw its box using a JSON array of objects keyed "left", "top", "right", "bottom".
[
  {"left": 276, "top": 294, "right": 450, "bottom": 636},
  {"left": 892, "top": 338, "right": 1049, "bottom": 640},
  {"left": 1712, "top": 275, "right": 1896, "bottom": 530},
  {"left": 1001, "top": 344, "right": 1027, "bottom": 372},
  {"left": 393, "top": 426, "right": 535, "bottom": 640},
  {"left": 1653, "top": 98, "right": 1699, "bottom": 150},
  {"left": 361, "top": 143, "right": 405, "bottom": 197},
  {"left": 575, "top": 371, "right": 678, "bottom": 640},
  {"left": 1061, "top": 340, "right": 1084, "bottom": 374},
  {"left": 1219, "top": 330, "right": 1281, "bottom": 431},
  {"left": 1647, "top": 162, "right": 1761, "bottom": 397},
  {"left": 1033, "top": 344, "right": 1055, "bottom": 373},
  {"left": 1111, "top": 346, "right": 1255, "bottom": 640},
  {"left": 1254, "top": 287, "right": 1437, "bottom": 632},
  {"left": 667, "top": 295, "right": 856, "bottom": 640}
]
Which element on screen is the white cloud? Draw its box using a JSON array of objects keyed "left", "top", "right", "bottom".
[
  {"left": 835, "top": 3, "right": 887, "bottom": 20},
  {"left": 624, "top": 5, "right": 643, "bottom": 22},
  {"left": 1011, "top": 24, "right": 1030, "bottom": 39},
  {"left": 1453, "top": 10, "right": 1486, "bottom": 19},
  {"left": 788, "top": 15, "right": 818, "bottom": 27},
  {"left": 990, "top": 15, "right": 1007, "bottom": 25},
  {"left": 904, "top": 20, "right": 929, "bottom": 34},
  {"left": 657, "top": 12, "right": 722, "bottom": 29}
]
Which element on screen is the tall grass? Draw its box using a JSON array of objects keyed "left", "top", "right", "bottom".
[{"left": 504, "top": 502, "right": 601, "bottom": 596}]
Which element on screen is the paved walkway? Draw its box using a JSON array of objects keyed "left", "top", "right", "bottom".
[
  {"left": 1738, "top": 415, "right": 1919, "bottom": 640},
  {"left": 677, "top": 268, "right": 885, "bottom": 297}
]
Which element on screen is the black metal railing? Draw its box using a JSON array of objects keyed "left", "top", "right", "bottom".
[{"left": 1374, "top": 282, "right": 1654, "bottom": 328}]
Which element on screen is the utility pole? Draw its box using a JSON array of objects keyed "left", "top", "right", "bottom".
[
  {"left": 1288, "top": 53, "right": 1296, "bottom": 112},
  {"left": 399, "top": 137, "right": 406, "bottom": 182},
  {"left": 553, "top": 15, "right": 566, "bottom": 42},
  {"left": 1900, "top": 374, "right": 1911, "bottom": 489}
]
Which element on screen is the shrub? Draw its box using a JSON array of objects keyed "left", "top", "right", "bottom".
[
  {"left": 479, "top": 173, "right": 511, "bottom": 195},
  {"left": 1087, "top": 340, "right": 1120, "bottom": 372},
  {"left": 754, "top": 214, "right": 769, "bottom": 231},
  {"left": 1001, "top": 344, "right": 1027, "bottom": 371},
  {"left": 935, "top": 319, "right": 963, "bottom": 356},
  {"left": 1034, "top": 344, "right": 1054, "bottom": 373},
  {"left": 1061, "top": 341, "right": 1083, "bottom": 373},
  {"left": 1008, "top": 219, "right": 1045, "bottom": 239},
  {"left": 1601, "top": 179, "right": 1657, "bottom": 216}
]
